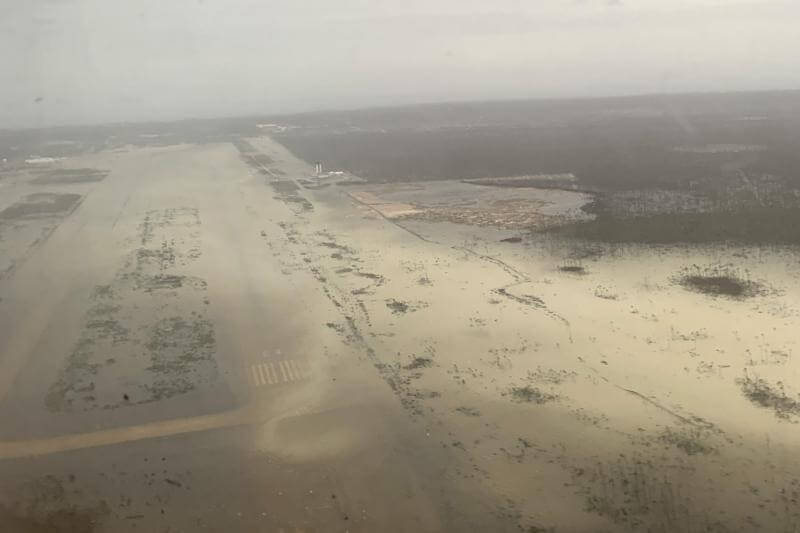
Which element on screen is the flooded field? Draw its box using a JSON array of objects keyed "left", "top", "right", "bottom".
[{"left": 1, "top": 93, "right": 799, "bottom": 531}]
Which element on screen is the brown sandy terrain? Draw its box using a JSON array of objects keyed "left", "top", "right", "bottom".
[{"left": 0, "top": 134, "right": 799, "bottom": 532}]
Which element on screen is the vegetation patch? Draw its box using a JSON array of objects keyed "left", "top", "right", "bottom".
[
  {"left": 386, "top": 298, "right": 429, "bottom": 315},
  {"left": 386, "top": 299, "right": 409, "bottom": 314},
  {"left": 550, "top": 208, "right": 800, "bottom": 245},
  {"left": 509, "top": 385, "right": 556, "bottom": 404},
  {"left": 738, "top": 374, "right": 800, "bottom": 419},
  {"left": 659, "top": 427, "right": 715, "bottom": 455},
  {"left": 404, "top": 356, "right": 433, "bottom": 370},
  {"left": 558, "top": 265, "right": 586, "bottom": 274},
  {"left": 526, "top": 366, "right": 577, "bottom": 385},
  {"left": 675, "top": 265, "right": 763, "bottom": 298}
]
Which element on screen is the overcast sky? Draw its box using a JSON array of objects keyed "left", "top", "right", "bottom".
[{"left": 1, "top": 0, "right": 799, "bottom": 128}]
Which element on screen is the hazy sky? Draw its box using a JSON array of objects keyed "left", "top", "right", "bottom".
[{"left": 2, "top": 0, "right": 799, "bottom": 128}]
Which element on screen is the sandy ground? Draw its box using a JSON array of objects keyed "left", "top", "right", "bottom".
[{"left": 0, "top": 135, "right": 799, "bottom": 532}]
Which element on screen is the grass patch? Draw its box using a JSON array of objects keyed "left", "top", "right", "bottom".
[
  {"left": 455, "top": 406, "right": 481, "bottom": 417},
  {"left": 675, "top": 265, "right": 763, "bottom": 298},
  {"left": 509, "top": 385, "right": 556, "bottom": 404},
  {"left": 558, "top": 265, "right": 586, "bottom": 274},
  {"left": 386, "top": 299, "right": 429, "bottom": 314},
  {"left": 738, "top": 373, "right": 800, "bottom": 419},
  {"left": 404, "top": 356, "right": 433, "bottom": 370},
  {"left": 659, "top": 427, "right": 714, "bottom": 455}
]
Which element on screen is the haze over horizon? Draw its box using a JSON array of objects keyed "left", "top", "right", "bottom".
[{"left": 3, "top": 0, "right": 799, "bottom": 129}]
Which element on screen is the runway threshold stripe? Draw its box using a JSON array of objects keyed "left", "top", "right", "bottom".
[
  {"left": 255, "top": 364, "right": 266, "bottom": 385},
  {"left": 283, "top": 360, "right": 296, "bottom": 381},
  {"left": 286, "top": 360, "right": 298, "bottom": 380},
  {"left": 249, "top": 359, "right": 312, "bottom": 388},
  {"left": 276, "top": 361, "right": 288, "bottom": 382},
  {"left": 289, "top": 360, "right": 301, "bottom": 380},
  {"left": 290, "top": 360, "right": 305, "bottom": 379}
]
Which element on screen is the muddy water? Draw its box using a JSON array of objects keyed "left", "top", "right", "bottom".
[
  {"left": 247, "top": 135, "right": 800, "bottom": 532},
  {"left": 0, "top": 141, "right": 522, "bottom": 532},
  {"left": 0, "top": 135, "right": 798, "bottom": 532}
]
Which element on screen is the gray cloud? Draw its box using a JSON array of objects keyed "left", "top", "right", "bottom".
[{"left": 1, "top": 0, "right": 798, "bottom": 128}]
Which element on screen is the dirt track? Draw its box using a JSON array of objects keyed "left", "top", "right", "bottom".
[{"left": 1, "top": 137, "right": 799, "bottom": 532}]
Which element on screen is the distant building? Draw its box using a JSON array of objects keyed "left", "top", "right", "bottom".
[{"left": 314, "top": 161, "right": 323, "bottom": 175}]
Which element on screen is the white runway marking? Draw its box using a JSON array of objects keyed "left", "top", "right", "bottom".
[
  {"left": 250, "top": 359, "right": 310, "bottom": 388},
  {"left": 0, "top": 406, "right": 253, "bottom": 460}
]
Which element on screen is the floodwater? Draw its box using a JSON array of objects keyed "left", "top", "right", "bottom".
[{"left": 0, "top": 123, "right": 799, "bottom": 532}]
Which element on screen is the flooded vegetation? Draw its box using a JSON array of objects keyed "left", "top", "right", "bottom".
[
  {"left": 738, "top": 374, "right": 800, "bottom": 419},
  {"left": 675, "top": 265, "right": 764, "bottom": 298},
  {"left": 4, "top": 0, "right": 800, "bottom": 528},
  {"left": 239, "top": 91, "right": 800, "bottom": 532},
  {"left": 2, "top": 91, "right": 800, "bottom": 532}
]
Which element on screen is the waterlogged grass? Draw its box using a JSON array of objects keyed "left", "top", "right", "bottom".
[
  {"left": 675, "top": 265, "right": 763, "bottom": 298},
  {"left": 558, "top": 265, "right": 586, "bottom": 274},
  {"left": 509, "top": 385, "right": 556, "bottom": 404},
  {"left": 738, "top": 374, "right": 800, "bottom": 419},
  {"left": 659, "top": 427, "right": 715, "bottom": 456},
  {"left": 404, "top": 356, "right": 433, "bottom": 370}
]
